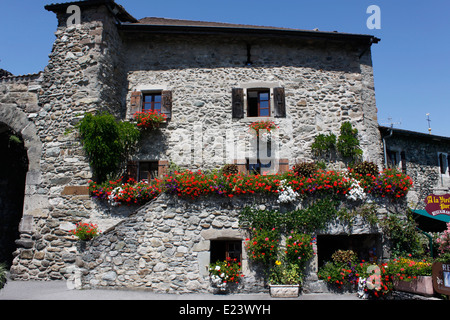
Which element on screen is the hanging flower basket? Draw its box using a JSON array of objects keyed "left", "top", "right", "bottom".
[{"left": 134, "top": 111, "right": 167, "bottom": 130}]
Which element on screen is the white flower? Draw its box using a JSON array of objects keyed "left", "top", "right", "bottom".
[
  {"left": 215, "top": 266, "right": 221, "bottom": 271},
  {"left": 108, "top": 187, "right": 123, "bottom": 207},
  {"left": 345, "top": 178, "right": 367, "bottom": 201},
  {"left": 277, "top": 179, "right": 299, "bottom": 203}
]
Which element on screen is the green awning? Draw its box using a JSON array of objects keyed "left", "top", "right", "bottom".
[{"left": 413, "top": 210, "right": 450, "bottom": 223}]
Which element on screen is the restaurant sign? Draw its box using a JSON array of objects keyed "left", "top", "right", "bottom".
[
  {"left": 432, "top": 262, "right": 450, "bottom": 296},
  {"left": 425, "top": 194, "right": 450, "bottom": 217}
]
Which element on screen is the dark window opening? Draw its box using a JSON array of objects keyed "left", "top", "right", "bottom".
[
  {"left": 247, "top": 89, "right": 270, "bottom": 117},
  {"left": 138, "top": 161, "right": 159, "bottom": 182},
  {"left": 210, "top": 240, "right": 242, "bottom": 264},
  {"left": 246, "top": 159, "right": 272, "bottom": 175},
  {"left": 316, "top": 234, "right": 381, "bottom": 267},
  {"left": 439, "top": 153, "right": 448, "bottom": 175},
  {"left": 143, "top": 93, "right": 162, "bottom": 113}
]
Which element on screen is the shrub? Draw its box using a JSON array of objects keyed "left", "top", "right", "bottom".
[
  {"left": 269, "top": 261, "right": 302, "bottom": 285},
  {"left": 292, "top": 162, "right": 317, "bottom": 177},
  {"left": 352, "top": 161, "right": 379, "bottom": 177},
  {"left": 221, "top": 164, "right": 239, "bottom": 176},
  {"left": 332, "top": 250, "right": 358, "bottom": 265},
  {"left": 76, "top": 112, "right": 140, "bottom": 183},
  {"left": 245, "top": 228, "right": 280, "bottom": 266},
  {"left": 337, "top": 122, "right": 363, "bottom": 161},
  {"left": 311, "top": 133, "right": 336, "bottom": 158},
  {"left": 371, "top": 168, "right": 413, "bottom": 199},
  {"left": 285, "top": 232, "right": 315, "bottom": 269},
  {"left": 70, "top": 222, "right": 100, "bottom": 241},
  {"left": 436, "top": 223, "right": 450, "bottom": 257},
  {"left": 0, "top": 263, "right": 7, "bottom": 290}
]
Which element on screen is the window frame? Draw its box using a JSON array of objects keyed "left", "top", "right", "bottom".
[
  {"left": 247, "top": 88, "right": 271, "bottom": 118},
  {"left": 142, "top": 92, "right": 162, "bottom": 113},
  {"left": 438, "top": 152, "right": 449, "bottom": 176}
]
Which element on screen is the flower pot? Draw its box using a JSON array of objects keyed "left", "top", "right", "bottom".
[
  {"left": 394, "top": 276, "right": 434, "bottom": 296},
  {"left": 269, "top": 285, "right": 300, "bottom": 298}
]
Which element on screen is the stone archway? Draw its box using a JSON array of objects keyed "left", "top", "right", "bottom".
[{"left": 0, "top": 104, "right": 42, "bottom": 267}]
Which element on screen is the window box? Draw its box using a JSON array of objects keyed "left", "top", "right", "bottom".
[
  {"left": 269, "top": 285, "right": 300, "bottom": 298},
  {"left": 393, "top": 276, "right": 434, "bottom": 296}
]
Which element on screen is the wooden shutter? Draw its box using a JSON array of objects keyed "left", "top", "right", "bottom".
[
  {"left": 161, "top": 90, "right": 173, "bottom": 120},
  {"left": 125, "top": 161, "right": 138, "bottom": 182},
  {"left": 278, "top": 158, "right": 290, "bottom": 174},
  {"left": 400, "top": 151, "right": 407, "bottom": 173},
  {"left": 130, "top": 91, "right": 143, "bottom": 115},
  {"left": 273, "top": 87, "right": 286, "bottom": 118},
  {"left": 234, "top": 159, "right": 247, "bottom": 175},
  {"left": 232, "top": 88, "right": 244, "bottom": 119},
  {"left": 158, "top": 160, "right": 169, "bottom": 178}
]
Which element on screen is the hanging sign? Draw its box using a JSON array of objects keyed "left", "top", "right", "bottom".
[
  {"left": 432, "top": 262, "right": 450, "bottom": 296},
  {"left": 425, "top": 194, "right": 450, "bottom": 217}
]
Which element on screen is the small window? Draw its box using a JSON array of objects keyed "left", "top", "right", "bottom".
[
  {"left": 143, "top": 93, "right": 162, "bottom": 113},
  {"left": 438, "top": 153, "right": 449, "bottom": 175},
  {"left": 138, "top": 161, "right": 159, "bottom": 182},
  {"left": 247, "top": 89, "right": 270, "bottom": 117},
  {"left": 247, "top": 158, "right": 272, "bottom": 175},
  {"left": 210, "top": 240, "right": 242, "bottom": 263}
]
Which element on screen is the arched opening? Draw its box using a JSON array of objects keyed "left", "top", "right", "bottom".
[{"left": 0, "top": 123, "right": 29, "bottom": 267}]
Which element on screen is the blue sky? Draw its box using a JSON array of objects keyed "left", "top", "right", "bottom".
[{"left": 1, "top": 0, "right": 449, "bottom": 136}]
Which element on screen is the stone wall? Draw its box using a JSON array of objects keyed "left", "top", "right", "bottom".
[
  {"left": 383, "top": 130, "right": 450, "bottom": 208},
  {"left": 8, "top": 5, "right": 133, "bottom": 280},
  {"left": 74, "top": 193, "right": 397, "bottom": 294},
  {"left": 125, "top": 34, "right": 383, "bottom": 170}
]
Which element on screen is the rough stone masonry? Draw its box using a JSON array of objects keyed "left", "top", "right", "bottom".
[{"left": 0, "top": 0, "right": 388, "bottom": 292}]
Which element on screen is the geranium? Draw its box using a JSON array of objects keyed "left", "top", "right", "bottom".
[
  {"left": 70, "top": 222, "right": 100, "bottom": 241},
  {"left": 285, "top": 231, "right": 315, "bottom": 269},
  {"left": 371, "top": 168, "right": 413, "bottom": 199},
  {"left": 133, "top": 110, "right": 166, "bottom": 130},
  {"left": 387, "top": 257, "right": 432, "bottom": 281},
  {"left": 245, "top": 228, "right": 280, "bottom": 266},
  {"left": 436, "top": 223, "right": 450, "bottom": 257},
  {"left": 249, "top": 120, "right": 278, "bottom": 134},
  {"left": 209, "top": 258, "right": 243, "bottom": 291}
]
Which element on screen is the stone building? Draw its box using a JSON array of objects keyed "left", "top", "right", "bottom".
[
  {"left": 0, "top": 0, "right": 400, "bottom": 293},
  {"left": 380, "top": 126, "right": 450, "bottom": 232}
]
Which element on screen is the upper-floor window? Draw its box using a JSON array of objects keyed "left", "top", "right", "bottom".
[
  {"left": 232, "top": 86, "right": 286, "bottom": 119},
  {"left": 247, "top": 89, "right": 270, "bottom": 117},
  {"left": 143, "top": 93, "right": 162, "bottom": 113},
  {"left": 438, "top": 152, "right": 449, "bottom": 175}
]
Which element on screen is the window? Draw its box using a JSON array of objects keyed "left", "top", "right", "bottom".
[
  {"left": 247, "top": 89, "right": 270, "bottom": 117},
  {"left": 247, "top": 158, "right": 272, "bottom": 175},
  {"left": 386, "top": 149, "right": 406, "bottom": 173},
  {"left": 138, "top": 161, "right": 159, "bottom": 182},
  {"left": 210, "top": 240, "right": 242, "bottom": 263},
  {"left": 232, "top": 87, "right": 286, "bottom": 119},
  {"left": 143, "top": 93, "right": 162, "bottom": 113},
  {"left": 438, "top": 152, "right": 449, "bottom": 175}
]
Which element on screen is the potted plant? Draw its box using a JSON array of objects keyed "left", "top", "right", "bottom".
[
  {"left": 388, "top": 256, "right": 433, "bottom": 296},
  {"left": 208, "top": 258, "right": 243, "bottom": 294},
  {"left": 70, "top": 222, "right": 101, "bottom": 251},
  {"left": 133, "top": 110, "right": 167, "bottom": 130},
  {"left": 268, "top": 260, "right": 302, "bottom": 298}
]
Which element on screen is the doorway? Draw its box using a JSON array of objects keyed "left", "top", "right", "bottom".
[{"left": 0, "top": 124, "right": 28, "bottom": 267}]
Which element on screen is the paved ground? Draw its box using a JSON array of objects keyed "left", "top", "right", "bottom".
[{"left": 0, "top": 280, "right": 360, "bottom": 300}]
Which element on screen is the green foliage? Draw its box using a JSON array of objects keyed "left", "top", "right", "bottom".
[
  {"left": 285, "top": 232, "right": 315, "bottom": 269},
  {"left": 244, "top": 228, "right": 280, "bottom": 266},
  {"left": 311, "top": 133, "right": 336, "bottom": 158},
  {"left": 284, "top": 198, "right": 339, "bottom": 234},
  {"left": 269, "top": 262, "right": 302, "bottom": 285},
  {"left": 336, "top": 122, "right": 363, "bottom": 161},
  {"left": 239, "top": 207, "right": 283, "bottom": 231},
  {"left": 0, "top": 263, "right": 7, "bottom": 290},
  {"left": 76, "top": 112, "right": 140, "bottom": 183},
  {"left": 379, "top": 211, "right": 426, "bottom": 258}
]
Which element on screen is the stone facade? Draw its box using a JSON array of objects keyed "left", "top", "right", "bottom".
[
  {"left": 380, "top": 126, "right": 450, "bottom": 208},
  {"left": 0, "top": 0, "right": 402, "bottom": 292}
]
